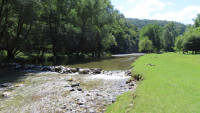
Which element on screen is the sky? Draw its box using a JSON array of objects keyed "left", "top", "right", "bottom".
[{"left": 110, "top": 0, "right": 200, "bottom": 24}]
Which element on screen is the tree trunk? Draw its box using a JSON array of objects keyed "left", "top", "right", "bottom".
[
  {"left": 0, "top": 0, "right": 6, "bottom": 43},
  {"left": 7, "top": 49, "right": 15, "bottom": 59},
  {"left": 92, "top": 51, "right": 95, "bottom": 58}
]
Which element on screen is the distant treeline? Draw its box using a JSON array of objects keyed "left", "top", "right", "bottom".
[
  {"left": 135, "top": 14, "right": 200, "bottom": 53},
  {"left": 126, "top": 18, "right": 187, "bottom": 34}
]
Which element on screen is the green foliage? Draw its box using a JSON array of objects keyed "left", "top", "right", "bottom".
[
  {"left": 139, "top": 37, "right": 153, "bottom": 52},
  {"left": 194, "top": 14, "right": 200, "bottom": 28},
  {"left": 0, "top": 50, "right": 7, "bottom": 60},
  {"left": 182, "top": 27, "right": 200, "bottom": 53},
  {"left": 127, "top": 18, "right": 186, "bottom": 34},
  {"left": 174, "top": 14, "right": 200, "bottom": 53},
  {"left": 174, "top": 35, "right": 184, "bottom": 52},
  {"left": 0, "top": 0, "right": 139, "bottom": 59},
  {"left": 140, "top": 24, "right": 162, "bottom": 52},
  {"left": 163, "top": 22, "right": 179, "bottom": 51}
]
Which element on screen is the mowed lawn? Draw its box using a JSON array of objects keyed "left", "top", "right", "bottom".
[{"left": 106, "top": 53, "right": 200, "bottom": 113}]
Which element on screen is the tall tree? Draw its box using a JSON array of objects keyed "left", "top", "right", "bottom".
[
  {"left": 194, "top": 14, "right": 200, "bottom": 28},
  {"left": 140, "top": 24, "right": 163, "bottom": 52},
  {"left": 163, "top": 22, "right": 179, "bottom": 51},
  {"left": 2, "top": 0, "right": 38, "bottom": 59}
]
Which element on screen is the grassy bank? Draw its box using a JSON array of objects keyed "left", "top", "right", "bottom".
[{"left": 106, "top": 53, "right": 200, "bottom": 113}]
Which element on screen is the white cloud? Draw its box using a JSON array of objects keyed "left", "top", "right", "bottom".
[
  {"left": 127, "top": 0, "right": 136, "bottom": 4},
  {"left": 124, "top": 0, "right": 166, "bottom": 19},
  {"left": 122, "top": 0, "right": 200, "bottom": 24},
  {"left": 167, "top": 2, "right": 173, "bottom": 6},
  {"left": 151, "top": 6, "right": 200, "bottom": 24}
]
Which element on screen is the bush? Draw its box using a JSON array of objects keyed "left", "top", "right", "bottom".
[{"left": 182, "top": 27, "right": 200, "bottom": 53}]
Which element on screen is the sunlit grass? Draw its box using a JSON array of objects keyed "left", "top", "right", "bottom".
[{"left": 106, "top": 53, "right": 200, "bottom": 113}]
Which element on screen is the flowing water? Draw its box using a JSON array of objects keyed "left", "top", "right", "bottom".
[{"left": 0, "top": 53, "right": 144, "bottom": 113}]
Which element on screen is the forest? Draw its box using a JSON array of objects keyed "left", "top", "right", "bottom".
[
  {"left": 0, "top": 0, "right": 200, "bottom": 62},
  {"left": 0, "top": 0, "right": 139, "bottom": 61}
]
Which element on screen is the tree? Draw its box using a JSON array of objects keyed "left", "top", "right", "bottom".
[
  {"left": 0, "top": 0, "right": 140, "bottom": 61},
  {"left": 182, "top": 27, "right": 200, "bottom": 53},
  {"left": 1, "top": 0, "right": 39, "bottom": 59},
  {"left": 163, "top": 22, "right": 179, "bottom": 52},
  {"left": 174, "top": 35, "right": 184, "bottom": 53},
  {"left": 139, "top": 36, "right": 153, "bottom": 53},
  {"left": 140, "top": 24, "right": 163, "bottom": 52},
  {"left": 194, "top": 14, "right": 200, "bottom": 28}
]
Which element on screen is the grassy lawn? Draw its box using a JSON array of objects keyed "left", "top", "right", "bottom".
[{"left": 106, "top": 53, "right": 200, "bottom": 113}]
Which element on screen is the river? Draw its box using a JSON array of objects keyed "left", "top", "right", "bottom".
[{"left": 0, "top": 53, "right": 144, "bottom": 113}]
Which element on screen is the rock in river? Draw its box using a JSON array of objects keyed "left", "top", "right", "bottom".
[
  {"left": 92, "top": 68, "right": 102, "bottom": 74},
  {"left": 77, "top": 98, "right": 86, "bottom": 105},
  {"left": 1, "top": 83, "right": 12, "bottom": 88},
  {"left": 71, "top": 83, "right": 80, "bottom": 87},
  {"left": 79, "top": 69, "right": 90, "bottom": 74},
  {"left": 54, "top": 66, "right": 65, "bottom": 73},
  {"left": 2, "top": 92, "right": 11, "bottom": 97}
]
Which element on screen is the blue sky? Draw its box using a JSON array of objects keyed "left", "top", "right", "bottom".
[{"left": 111, "top": 0, "right": 200, "bottom": 24}]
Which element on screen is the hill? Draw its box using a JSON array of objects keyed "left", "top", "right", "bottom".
[{"left": 126, "top": 18, "right": 187, "bottom": 34}]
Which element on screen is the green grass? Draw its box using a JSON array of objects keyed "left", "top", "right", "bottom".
[{"left": 106, "top": 53, "right": 200, "bottom": 113}]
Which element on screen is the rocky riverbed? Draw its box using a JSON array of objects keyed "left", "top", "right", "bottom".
[{"left": 0, "top": 68, "right": 137, "bottom": 113}]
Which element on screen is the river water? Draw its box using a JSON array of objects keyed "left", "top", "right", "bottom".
[{"left": 0, "top": 53, "right": 144, "bottom": 113}]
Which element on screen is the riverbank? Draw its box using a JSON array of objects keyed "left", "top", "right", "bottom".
[{"left": 106, "top": 53, "right": 200, "bottom": 113}]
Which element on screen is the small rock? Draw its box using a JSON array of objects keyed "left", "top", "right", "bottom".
[
  {"left": 112, "top": 99, "right": 116, "bottom": 103},
  {"left": 66, "top": 78, "right": 73, "bottom": 82},
  {"left": 92, "top": 68, "right": 102, "bottom": 74},
  {"left": 129, "top": 83, "right": 135, "bottom": 86},
  {"left": 64, "top": 85, "right": 70, "bottom": 87},
  {"left": 1, "top": 83, "right": 12, "bottom": 87},
  {"left": 125, "top": 70, "right": 132, "bottom": 76},
  {"left": 61, "top": 106, "right": 66, "bottom": 109},
  {"left": 15, "top": 84, "right": 24, "bottom": 87},
  {"left": 55, "top": 66, "right": 65, "bottom": 73},
  {"left": 77, "top": 87, "right": 82, "bottom": 91},
  {"left": 126, "top": 80, "right": 131, "bottom": 84},
  {"left": 77, "top": 98, "right": 86, "bottom": 105},
  {"left": 86, "top": 93, "right": 92, "bottom": 96},
  {"left": 71, "top": 83, "right": 80, "bottom": 87},
  {"left": 70, "top": 68, "right": 77, "bottom": 73},
  {"left": 97, "top": 93, "right": 102, "bottom": 96},
  {"left": 70, "top": 88, "right": 75, "bottom": 92},
  {"left": 79, "top": 69, "right": 90, "bottom": 74},
  {"left": 128, "top": 87, "right": 132, "bottom": 89},
  {"left": 2, "top": 92, "right": 11, "bottom": 97}
]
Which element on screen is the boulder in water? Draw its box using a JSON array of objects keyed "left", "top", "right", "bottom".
[
  {"left": 92, "top": 68, "right": 102, "bottom": 74},
  {"left": 70, "top": 68, "right": 77, "bottom": 73},
  {"left": 79, "top": 69, "right": 90, "bottom": 74},
  {"left": 55, "top": 66, "right": 65, "bottom": 73},
  {"left": 1, "top": 83, "right": 12, "bottom": 88}
]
